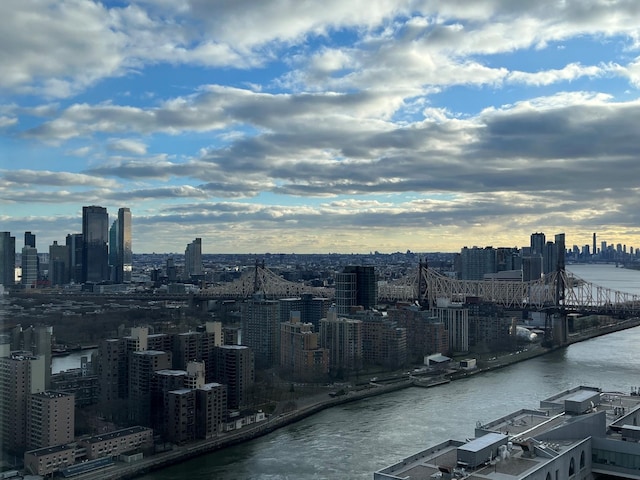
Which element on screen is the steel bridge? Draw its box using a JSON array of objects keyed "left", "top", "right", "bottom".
[{"left": 195, "top": 262, "right": 640, "bottom": 316}]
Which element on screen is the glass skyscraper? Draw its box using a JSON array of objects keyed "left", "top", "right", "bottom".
[
  {"left": 82, "top": 206, "right": 109, "bottom": 283},
  {"left": 117, "top": 207, "right": 132, "bottom": 283},
  {"left": 0, "top": 232, "right": 16, "bottom": 287}
]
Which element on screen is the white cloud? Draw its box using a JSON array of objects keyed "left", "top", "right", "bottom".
[
  {"left": 107, "top": 138, "right": 148, "bottom": 155},
  {"left": 0, "top": 116, "right": 17, "bottom": 128},
  {"left": 508, "top": 63, "right": 606, "bottom": 86}
]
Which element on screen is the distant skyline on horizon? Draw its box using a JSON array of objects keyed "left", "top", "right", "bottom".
[
  {"left": 3, "top": 2, "right": 640, "bottom": 253},
  {"left": 5, "top": 221, "right": 636, "bottom": 257}
]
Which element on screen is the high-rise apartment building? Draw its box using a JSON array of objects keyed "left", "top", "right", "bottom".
[
  {"left": 196, "top": 383, "right": 227, "bottom": 439},
  {"left": 279, "top": 294, "right": 330, "bottom": 331},
  {"left": 357, "top": 311, "right": 407, "bottom": 369},
  {"left": 82, "top": 206, "right": 109, "bottom": 283},
  {"left": 522, "top": 255, "right": 543, "bottom": 282},
  {"left": 0, "top": 352, "right": 46, "bottom": 453},
  {"left": 185, "top": 237, "right": 203, "bottom": 280},
  {"left": 388, "top": 306, "right": 449, "bottom": 362},
  {"left": 241, "top": 294, "right": 279, "bottom": 368},
  {"left": 19, "top": 325, "right": 53, "bottom": 389},
  {"left": 26, "top": 391, "right": 75, "bottom": 450},
  {"left": 433, "top": 299, "right": 469, "bottom": 354},
  {"left": 280, "top": 312, "right": 329, "bottom": 381},
  {"left": 530, "top": 232, "right": 546, "bottom": 256},
  {"left": 320, "top": 308, "right": 363, "bottom": 375},
  {"left": 166, "top": 389, "right": 196, "bottom": 444},
  {"left": 335, "top": 265, "right": 377, "bottom": 315},
  {"left": 459, "top": 246, "right": 497, "bottom": 280},
  {"left": 0, "top": 232, "right": 16, "bottom": 287},
  {"left": 129, "top": 350, "right": 172, "bottom": 426},
  {"left": 214, "top": 345, "right": 254, "bottom": 410},
  {"left": 49, "top": 241, "right": 70, "bottom": 286},
  {"left": 543, "top": 241, "right": 557, "bottom": 275}
]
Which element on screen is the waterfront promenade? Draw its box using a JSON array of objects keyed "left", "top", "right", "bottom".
[{"left": 72, "top": 316, "right": 640, "bottom": 480}]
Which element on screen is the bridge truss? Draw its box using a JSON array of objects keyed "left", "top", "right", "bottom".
[
  {"left": 198, "top": 264, "right": 333, "bottom": 300},
  {"left": 197, "top": 263, "right": 640, "bottom": 315},
  {"left": 378, "top": 266, "right": 640, "bottom": 315}
]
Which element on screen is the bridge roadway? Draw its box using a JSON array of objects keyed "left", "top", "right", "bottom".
[
  {"left": 190, "top": 265, "right": 640, "bottom": 316},
  {"left": 17, "top": 265, "right": 640, "bottom": 316}
]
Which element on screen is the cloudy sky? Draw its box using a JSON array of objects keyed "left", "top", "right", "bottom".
[{"left": 2, "top": 0, "right": 640, "bottom": 254}]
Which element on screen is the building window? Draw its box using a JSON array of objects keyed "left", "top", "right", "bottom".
[{"left": 569, "top": 457, "right": 575, "bottom": 476}]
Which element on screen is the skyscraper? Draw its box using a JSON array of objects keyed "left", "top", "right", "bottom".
[
  {"left": 66, "top": 233, "right": 83, "bottom": 283},
  {"left": 109, "top": 220, "right": 118, "bottom": 278},
  {"left": 0, "top": 232, "right": 16, "bottom": 287},
  {"left": 241, "top": 294, "right": 279, "bottom": 368},
  {"left": 214, "top": 345, "right": 254, "bottom": 409},
  {"left": 24, "top": 231, "right": 36, "bottom": 248},
  {"left": 21, "top": 245, "right": 38, "bottom": 287},
  {"left": 530, "top": 232, "right": 546, "bottom": 256},
  {"left": 459, "top": 247, "right": 497, "bottom": 281},
  {"left": 117, "top": 207, "right": 132, "bottom": 283},
  {"left": 335, "top": 265, "right": 377, "bottom": 315},
  {"left": 185, "top": 238, "right": 203, "bottom": 280},
  {"left": 49, "top": 241, "right": 70, "bottom": 286},
  {"left": 82, "top": 206, "right": 109, "bottom": 283}
]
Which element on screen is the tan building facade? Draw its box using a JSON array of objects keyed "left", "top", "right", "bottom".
[
  {"left": 320, "top": 309, "right": 363, "bottom": 374},
  {"left": 0, "top": 352, "right": 45, "bottom": 453},
  {"left": 79, "top": 426, "right": 153, "bottom": 459},
  {"left": 26, "top": 391, "right": 75, "bottom": 450},
  {"left": 280, "top": 312, "right": 329, "bottom": 381},
  {"left": 24, "top": 444, "right": 75, "bottom": 476}
]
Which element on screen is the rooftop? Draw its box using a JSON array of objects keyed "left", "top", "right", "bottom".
[
  {"left": 374, "top": 386, "right": 640, "bottom": 480},
  {"left": 82, "top": 426, "right": 151, "bottom": 444}
]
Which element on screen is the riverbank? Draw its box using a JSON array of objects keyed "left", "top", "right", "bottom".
[{"left": 76, "top": 317, "right": 640, "bottom": 480}]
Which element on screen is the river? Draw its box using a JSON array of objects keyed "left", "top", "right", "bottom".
[{"left": 129, "top": 264, "right": 640, "bottom": 480}]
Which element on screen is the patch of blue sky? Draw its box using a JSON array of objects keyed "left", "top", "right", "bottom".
[
  {"left": 2, "top": 139, "right": 70, "bottom": 172},
  {"left": 67, "top": 63, "right": 286, "bottom": 111},
  {"left": 482, "top": 34, "right": 633, "bottom": 72},
  {"left": 428, "top": 75, "right": 631, "bottom": 119}
]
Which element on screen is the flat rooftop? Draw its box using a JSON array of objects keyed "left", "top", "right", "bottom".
[
  {"left": 82, "top": 426, "right": 151, "bottom": 444},
  {"left": 375, "top": 386, "right": 640, "bottom": 480}
]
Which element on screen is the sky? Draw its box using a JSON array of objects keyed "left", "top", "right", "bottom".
[{"left": 2, "top": 0, "right": 640, "bottom": 254}]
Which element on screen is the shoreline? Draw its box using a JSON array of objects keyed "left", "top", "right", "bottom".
[{"left": 79, "top": 318, "right": 640, "bottom": 480}]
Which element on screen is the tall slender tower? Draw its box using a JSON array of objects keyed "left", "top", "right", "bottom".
[
  {"left": 21, "top": 246, "right": 38, "bottom": 287},
  {"left": 0, "top": 232, "right": 16, "bottom": 287},
  {"left": 82, "top": 206, "right": 109, "bottom": 283},
  {"left": 49, "top": 241, "right": 70, "bottom": 286},
  {"left": 593, "top": 233, "right": 597, "bottom": 257},
  {"left": 66, "top": 233, "right": 83, "bottom": 283},
  {"left": 117, "top": 207, "right": 132, "bottom": 283},
  {"left": 185, "top": 238, "right": 203, "bottom": 280},
  {"left": 530, "top": 232, "right": 546, "bottom": 256}
]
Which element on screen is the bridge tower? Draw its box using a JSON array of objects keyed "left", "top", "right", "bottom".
[
  {"left": 253, "top": 258, "right": 265, "bottom": 294},
  {"left": 418, "top": 258, "right": 427, "bottom": 308}
]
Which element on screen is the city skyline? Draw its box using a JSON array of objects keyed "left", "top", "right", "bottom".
[{"left": 3, "top": 2, "right": 640, "bottom": 253}]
